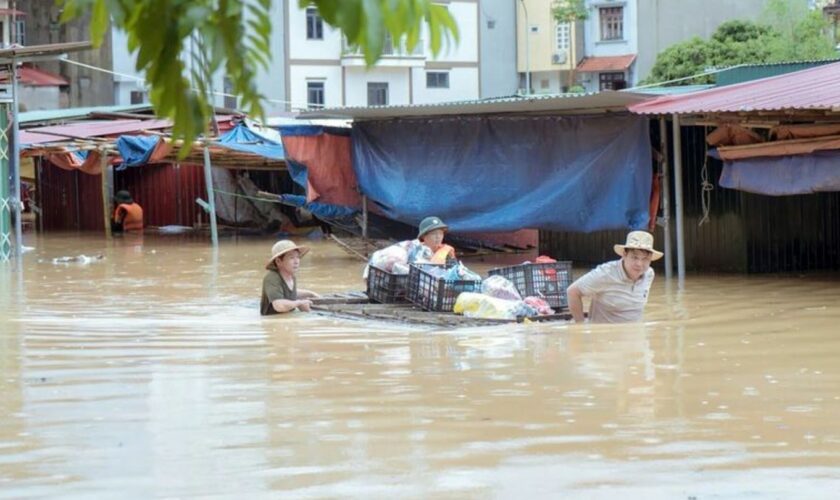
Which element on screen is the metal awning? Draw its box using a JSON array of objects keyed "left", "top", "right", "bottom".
[
  {"left": 577, "top": 55, "right": 637, "bottom": 73},
  {"left": 630, "top": 61, "right": 840, "bottom": 116},
  {"left": 298, "top": 91, "right": 655, "bottom": 121},
  {"left": 0, "top": 42, "right": 93, "bottom": 64}
]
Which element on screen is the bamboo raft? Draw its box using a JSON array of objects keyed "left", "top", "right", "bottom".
[{"left": 311, "top": 292, "right": 573, "bottom": 328}]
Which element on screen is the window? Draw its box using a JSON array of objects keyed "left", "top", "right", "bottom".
[
  {"left": 556, "top": 22, "right": 570, "bottom": 51},
  {"left": 599, "top": 72, "right": 626, "bottom": 90},
  {"left": 599, "top": 6, "right": 623, "bottom": 41},
  {"left": 14, "top": 19, "right": 24, "bottom": 46},
  {"left": 307, "top": 81, "right": 325, "bottom": 109},
  {"left": 0, "top": 22, "right": 5, "bottom": 46},
  {"left": 367, "top": 82, "right": 388, "bottom": 106},
  {"left": 306, "top": 7, "right": 323, "bottom": 40},
  {"left": 426, "top": 71, "right": 449, "bottom": 89},
  {"left": 223, "top": 77, "right": 238, "bottom": 109},
  {"left": 130, "top": 90, "right": 147, "bottom": 104}
]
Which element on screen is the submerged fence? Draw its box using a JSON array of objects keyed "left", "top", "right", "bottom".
[{"left": 1, "top": 105, "right": 10, "bottom": 261}]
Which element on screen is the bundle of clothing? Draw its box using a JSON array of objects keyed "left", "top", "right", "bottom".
[
  {"left": 453, "top": 274, "right": 555, "bottom": 320},
  {"left": 365, "top": 240, "right": 433, "bottom": 277}
]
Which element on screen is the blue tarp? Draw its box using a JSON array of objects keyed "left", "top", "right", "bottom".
[
  {"left": 279, "top": 194, "right": 357, "bottom": 219},
  {"left": 351, "top": 114, "right": 652, "bottom": 233},
  {"left": 275, "top": 125, "right": 351, "bottom": 138},
  {"left": 216, "top": 124, "right": 285, "bottom": 160},
  {"left": 719, "top": 151, "right": 840, "bottom": 195},
  {"left": 286, "top": 160, "right": 309, "bottom": 191},
  {"left": 116, "top": 135, "right": 159, "bottom": 169}
]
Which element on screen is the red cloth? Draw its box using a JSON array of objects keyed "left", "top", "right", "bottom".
[
  {"left": 47, "top": 151, "right": 106, "bottom": 175},
  {"left": 648, "top": 173, "right": 660, "bottom": 232},
  {"left": 282, "top": 134, "right": 362, "bottom": 208}
]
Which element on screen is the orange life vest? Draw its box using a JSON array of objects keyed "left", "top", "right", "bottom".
[
  {"left": 430, "top": 244, "right": 456, "bottom": 264},
  {"left": 113, "top": 203, "right": 144, "bottom": 231}
]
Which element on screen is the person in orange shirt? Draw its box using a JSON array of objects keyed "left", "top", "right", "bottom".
[
  {"left": 417, "top": 216, "right": 456, "bottom": 265},
  {"left": 111, "top": 190, "right": 144, "bottom": 233}
]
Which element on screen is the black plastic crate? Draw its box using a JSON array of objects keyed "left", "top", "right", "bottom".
[
  {"left": 366, "top": 265, "right": 409, "bottom": 303},
  {"left": 407, "top": 263, "right": 482, "bottom": 312},
  {"left": 488, "top": 261, "right": 574, "bottom": 309}
]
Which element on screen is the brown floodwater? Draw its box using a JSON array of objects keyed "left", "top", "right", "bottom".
[{"left": 2, "top": 233, "right": 840, "bottom": 498}]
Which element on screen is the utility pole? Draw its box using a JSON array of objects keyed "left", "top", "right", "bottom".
[
  {"left": 519, "top": 0, "right": 531, "bottom": 95},
  {"left": 10, "top": 0, "right": 22, "bottom": 258}
]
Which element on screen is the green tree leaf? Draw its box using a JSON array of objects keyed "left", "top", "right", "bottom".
[
  {"left": 59, "top": 0, "right": 459, "bottom": 152},
  {"left": 552, "top": 0, "right": 588, "bottom": 23}
]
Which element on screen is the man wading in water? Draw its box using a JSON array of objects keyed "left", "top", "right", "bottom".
[
  {"left": 261, "top": 240, "right": 321, "bottom": 315},
  {"left": 567, "top": 231, "right": 662, "bottom": 323}
]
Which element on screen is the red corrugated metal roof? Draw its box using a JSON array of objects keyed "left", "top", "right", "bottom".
[
  {"left": 631, "top": 61, "right": 840, "bottom": 115},
  {"left": 10, "top": 66, "right": 70, "bottom": 86},
  {"left": 577, "top": 55, "right": 636, "bottom": 73},
  {"left": 21, "top": 119, "right": 173, "bottom": 145}
]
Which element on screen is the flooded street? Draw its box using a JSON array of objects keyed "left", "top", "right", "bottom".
[{"left": 2, "top": 233, "right": 840, "bottom": 498}]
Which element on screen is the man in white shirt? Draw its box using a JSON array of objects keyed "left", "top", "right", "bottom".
[{"left": 567, "top": 231, "right": 663, "bottom": 323}]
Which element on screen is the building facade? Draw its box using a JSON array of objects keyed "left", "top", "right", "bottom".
[
  {"left": 112, "top": 0, "right": 288, "bottom": 115},
  {"left": 479, "top": 0, "right": 519, "bottom": 98},
  {"left": 516, "top": 0, "right": 778, "bottom": 94},
  {"left": 19, "top": 0, "right": 115, "bottom": 108},
  {"left": 634, "top": 0, "right": 774, "bottom": 87},
  {"left": 515, "top": 0, "right": 585, "bottom": 94},
  {"left": 285, "top": 0, "right": 480, "bottom": 111}
]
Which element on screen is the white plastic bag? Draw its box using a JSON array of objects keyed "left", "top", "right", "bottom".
[{"left": 481, "top": 275, "right": 522, "bottom": 301}]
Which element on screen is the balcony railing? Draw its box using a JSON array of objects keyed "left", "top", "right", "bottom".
[{"left": 341, "top": 36, "right": 424, "bottom": 58}]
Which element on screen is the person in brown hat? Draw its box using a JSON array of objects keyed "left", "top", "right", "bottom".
[
  {"left": 567, "top": 230, "right": 663, "bottom": 324},
  {"left": 261, "top": 240, "right": 321, "bottom": 315}
]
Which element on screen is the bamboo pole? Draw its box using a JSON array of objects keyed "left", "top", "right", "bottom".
[
  {"left": 100, "top": 152, "right": 112, "bottom": 238},
  {"left": 10, "top": 57, "right": 22, "bottom": 258},
  {"left": 659, "top": 117, "right": 672, "bottom": 281},
  {"left": 361, "top": 195, "right": 369, "bottom": 239},
  {"left": 203, "top": 146, "right": 219, "bottom": 246},
  {"left": 672, "top": 114, "right": 686, "bottom": 288}
]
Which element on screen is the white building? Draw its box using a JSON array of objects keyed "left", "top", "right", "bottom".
[
  {"left": 576, "top": 0, "right": 639, "bottom": 93},
  {"left": 112, "top": 0, "right": 288, "bottom": 115},
  {"left": 286, "top": 1, "right": 479, "bottom": 110},
  {"left": 575, "top": 0, "right": 774, "bottom": 93},
  {"left": 0, "top": 1, "right": 26, "bottom": 47},
  {"left": 111, "top": 1, "right": 480, "bottom": 113}
]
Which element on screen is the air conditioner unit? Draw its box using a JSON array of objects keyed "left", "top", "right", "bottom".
[{"left": 552, "top": 51, "right": 567, "bottom": 64}]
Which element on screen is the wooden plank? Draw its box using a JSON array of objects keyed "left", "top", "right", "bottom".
[
  {"left": 312, "top": 301, "right": 572, "bottom": 327},
  {"left": 312, "top": 291, "right": 370, "bottom": 305}
]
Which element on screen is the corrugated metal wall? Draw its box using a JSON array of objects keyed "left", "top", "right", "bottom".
[
  {"left": 541, "top": 124, "right": 840, "bottom": 273},
  {"left": 114, "top": 163, "right": 207, "bottom": 227},
  {"left": 38, "top": 162, "right": 207, "bottom": 231},
  {"left": 38, "top": 161, "right": 104, "bottom": 231}
]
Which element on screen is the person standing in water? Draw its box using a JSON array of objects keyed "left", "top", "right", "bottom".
[
  {"left": 261, "top": 240, "right": 321, "bottom": 315},
  {"left": 111, "top": 190, "right": 144, "bottom": 233},
  {"left": 566, "top": 231, "right": 662, "bottom": 323}
]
